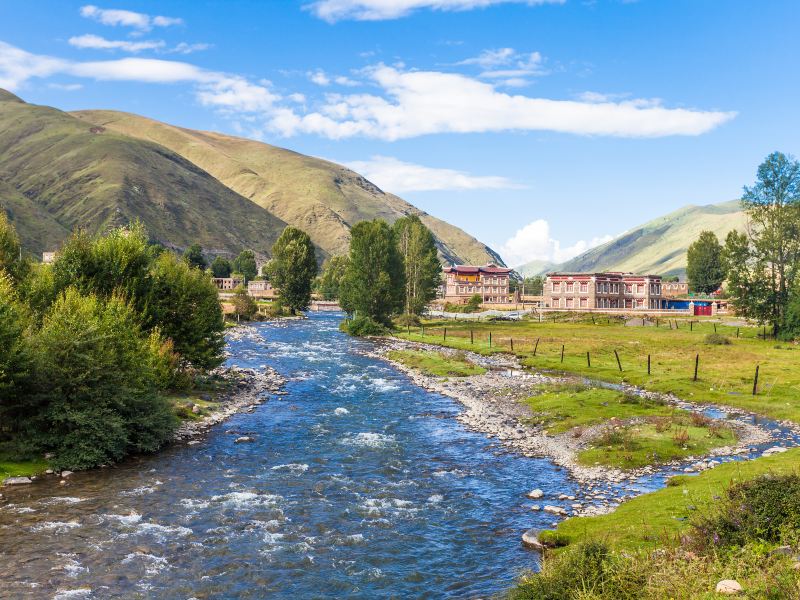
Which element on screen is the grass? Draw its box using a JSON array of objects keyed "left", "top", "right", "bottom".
[
  {"left": 577, "top": 419, "right": 736, "bottom": 469},
  {"left": 395, "top": 317, "right": 800, "bottom": 424},
  {"left": 0, "top": 451, "right": 48, "bottom": 480},
  {"left": 386, "top": 349, "right": 486, "bottom": 377}
]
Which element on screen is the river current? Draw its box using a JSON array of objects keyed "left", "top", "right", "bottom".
[{"left": 1, "top": 313, "right": 579, "bottom": 599}]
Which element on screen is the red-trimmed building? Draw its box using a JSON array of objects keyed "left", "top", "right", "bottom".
[
  {"left": 544, "top": 272, "right": 663, "bottom": 310},
  {"left": 443, "top": 264, "right": 513, "bottom": 304}
]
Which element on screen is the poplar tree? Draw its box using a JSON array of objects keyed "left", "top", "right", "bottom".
[
  {"left": 266, "top": 226, "right": 318, "bottom": 314},
  {"left": 393, "top": 215, "right": 441, "bottom": 316},
  {"left": 687, "top": 231, "right": 725, "bottom": 294}
]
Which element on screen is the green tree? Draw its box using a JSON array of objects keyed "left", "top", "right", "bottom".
[
  {"left": 233, "top": 250, "right": 258, "bottom": 283},
  {"left": 211, "top": 256, "right": 232, "bottom": 278},
  {"left": 266, "top": 226, "right": 318, "bottom": 314},
  {"left": 339, "top": 219, "right": 404, "bottom": 327},
  {"left": 0, "top": 212, "right": 30, "bottom": 284},
  {"left": 393, "top": 215, "right": 441, "bottom": 316},
  {"left": 522, "top": 276, "right": 544, "bottom": 296},
  {"left": 316, "top": 255, "right": 349, "bottom": 300},
  {"left": 0, "top": 273, "right": 31, "bottom": 435},
  {"left": 723, "top": 152, "right": 800, "bottom": 335},
  {"left": 231, "top": 285, "right": 258, "bottom": 320},
  {"left": 143, "top": 252, "right": 225, "bottom": 370},
  {"left": 687, "top": 231, "right": 725, "bottom": 294},
  {"left": 183, "top": 243, "right": 207, "bottom": 270}
]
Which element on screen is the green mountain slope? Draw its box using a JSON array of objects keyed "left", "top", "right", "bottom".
[
  {"left": 546, "top": 201, "right": 747, "bottom": 277},
  {"left": 72, "top": 109, "right": 503, "bottom": 266},
  {"left": 0, "top": 91, "right": 288, "bottom": 258}
]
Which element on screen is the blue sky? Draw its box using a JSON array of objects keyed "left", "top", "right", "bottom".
[{"left": 1, "top": 0, "right": 798, "bottom": 266}]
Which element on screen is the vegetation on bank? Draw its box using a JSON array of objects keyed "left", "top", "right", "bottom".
[{"left": 387, "top": 349, "right": 487, "bottom": 377}]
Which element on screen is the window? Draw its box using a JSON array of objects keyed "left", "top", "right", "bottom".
[
  {"left": 552, "top": 298, "right": 560, "bottom": 307},
  {"left": 566, "top": 282, "right": 574, "bottom": 292},
  {"left": 638, "top": 284, "right": 644, "bottom": 294},
  {"left": 551, "top": 281, "right": 559, "bottom": 292},
  {"left": 580, "top": 283, "right": 588, "bottom": 293},
  {"left": 566, "top": 297, "right": 574, "bottom": 308},
  {"left": 580, "top": 298, "right": 588, "bottom": 308}
]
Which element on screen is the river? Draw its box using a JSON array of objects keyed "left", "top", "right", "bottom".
[{"left": 1, "top": 313, "right": 583, "bottom": 599}]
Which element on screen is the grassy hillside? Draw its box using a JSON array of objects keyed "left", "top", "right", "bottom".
[
  {"left": 517, "top": 201, "right": 747, "bottom": 277},
  {"left": 72, "top": 109, "right": 503, "bottom": 266},
  {"left": 0, "top": 91, "right": 290, "bottom": 259}
]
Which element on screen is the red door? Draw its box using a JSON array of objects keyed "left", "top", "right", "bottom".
[{"left": 694, "top": 304, "right": 712, "bottom": 316}]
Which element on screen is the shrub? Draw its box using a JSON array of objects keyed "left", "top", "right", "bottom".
[
  {"left": 340, "top": 315, "right": 387, "bottom": 337},
  {"left": 690, "top": 412, "right": 712, "bottom": 427},
  {"left": 672, "top": 428, "right": 690, "bottom": 446},
  {"left": 704, "top": 333, "right": 732, "bottom": 345},
  {"left": 395, "top": 313, "right": 421, "bottom": 327},
  {"left": 230, "top": 285, "right": 258, "bottom": 320}
]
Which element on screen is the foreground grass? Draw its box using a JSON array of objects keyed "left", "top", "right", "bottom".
[
  {"left": 397, "top": 317, "right": 800, "bottom": 423},
  {"left": 387, "top": 349, "right": 487, "bottom": 377},
  {"left": 0, "top": 451, "right": 47, "bottom": 480}
]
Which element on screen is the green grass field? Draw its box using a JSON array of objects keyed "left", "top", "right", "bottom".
[
  {"left": 386, "top": 348, "right": 487, "bottom": 377},
  {"left": 0, "top": 451, "right": 47, "bottom": 480}
]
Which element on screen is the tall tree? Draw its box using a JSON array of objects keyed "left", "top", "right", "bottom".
[
  {"left": 233, "top": 250, "right": 258, "bottom": 283},
  {"left": 0, "top": 212, "right": 30, "bottom": 284},
  {"left": 393, "top": 215, "right": 441, "bottom": 316},
  {"left": 687, "top": 231, "right": 725, "bottom": 294},
  {"left": 183, "top": 243, "right": 207, "bottom": 270},
  {"left": 210, "top": 256, "right": 232, "bottom": 278},
  {"left": 316, "top": 255, "right": 349, "bottom": 300},
  {"left": 266, "top": 226, "right": 318, "bottom": 314},
  {"left": 339, "top": 219, "right": 404, "bottom": 326},
  {"left": 723, "top": 152, "right": 800, "bottom": 334}
]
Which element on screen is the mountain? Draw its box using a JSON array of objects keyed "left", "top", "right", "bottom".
[
  {"left": 515, "top": 259, "right": 556, "bottom": 278},
  {"left": 71, "top": 109, "right": 503, "bottom": 266},
  {"left": 531, "top": 201, "right": 747, "bottom": 278}
]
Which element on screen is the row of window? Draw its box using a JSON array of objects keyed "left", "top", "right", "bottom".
[
  {"left": 455, "top": 286, "right": 507, "bottom": 294},
  {"left": 550, "top": 297, "right": 663, "bottom": 309},
  {"left": 549, "top": 282, "right": 662, "bottom": 295}
]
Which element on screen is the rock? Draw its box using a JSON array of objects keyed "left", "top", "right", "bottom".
[
  {"left": 187, "top": 440, "right": 201, "bottom": 446},
  {"left": 792, "top": 562, "right": 800, "bottom": 571},
  {"left": 761, "top": 446, "right": 787, "bottom": 457},
  {"left": 45, "top": 469, "right": 54, "bottom": 475},
  {"left": 521, "top": 528, "right": 546, "bottom": 550},
  {"left": 558, "top": 494, "right": 569, "bottom": 500},
  {"left": 770, "top": 545, "right": 793, "bottom": 556},
  {"left": 3, "top": 477, "right": 32, "bottom": 486},
  {"left": 60, "top": 470, "right": 73, "bottom": 478},
  {"left": 527, "top": 489, "right": 544, "bottom": 499},
  {"left": 543, "top": 505, "right": 567, "bottom": 516},
  {"left": 235, "top": 436, "right": 254, "bottom": 444},
  {"left": 530, "top": 504, "right": 541, "bottom": 511},
  {"left": 715, "top": 580, "right": 743, "bottom": 595},
  {"left": 191, "top": 404, "right": 202, "bottom": 414}
]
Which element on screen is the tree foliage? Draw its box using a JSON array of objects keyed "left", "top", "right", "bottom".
[
  {"left": 723, "top": 152, "right": 800, "bottom": 335},
  {"left": 211, "top": 255, "right": 232, "bottom": 278},
  {"left": 266, "top": 226, "right": 317, "bottom": 313},
  {"left": 231, "top": 285, "right": 258, "bottom": 320},
  {"left": 316, "top": 255, "right": 349, "bottom": 300},
  {"left": 687, "top": 230, "right": 725, "bottom": 294},
  {"left": 339, "top": 219, "right": 404, "bottom": 326},
  {"left": 183, "top": 243, "right": 207, "bottom": 270},
  {"left": 0, "top": 212, "right": 30, "bottom": 285},
  {"left": 393, "top": 215, "right": 441, "bottom": 316},
  {"left": 0, "top": 273, "right": 31, "bottom": 433},
  {"left": 233, "top": 249, "right": 258, "bottom": 283}
]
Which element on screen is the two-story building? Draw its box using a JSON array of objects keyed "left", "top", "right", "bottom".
[
  {"left": 443, "top": 264, "right": 513, "bottom": 304},
  {"left": 544, "top": 272, "right": 663, "bottom": 310},
  {"left": 247, "top": 279, "right": 276, "bottom": 299},
  {"left": 212, "top": 276, "right": 244, "bottom": 291}
]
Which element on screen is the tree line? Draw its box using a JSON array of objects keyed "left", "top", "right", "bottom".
[{"left": 686, "top": 151, "right": 800, "bottom": 338}]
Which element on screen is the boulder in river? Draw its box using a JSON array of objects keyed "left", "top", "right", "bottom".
[
  {"left": 235, "top": 436, "right": 254, "bottom": 444},
  {"left": 527, "top": 489, "right": 544, "bottom": 499},
  {"left": 521, "top": 528, "right": 546, "bottom": 550},
  {"left": 761, "top": 447, "right": 787, "bottom": 457},
  {"left": 3, "top": 476, "right": 32, "bottom": 486}
]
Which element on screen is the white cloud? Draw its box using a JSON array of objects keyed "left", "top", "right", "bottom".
[
  {"left": 48, "top": 82, "right": 83, "bottom": 91},
  {"left": 344, "top": 155, "right": 521, "bottom": 192},
  {"left": 80, "top": 5, "right": 183, "bottom": 30},
  {"left": 500, "top": 219, "right": 615, "bottom": 266},
  {"left": 306, "top": 0, "right": 564, "bottom": 22},
  {"left": 169, "top": 42, "right": 211, "bottom": 55},
  {"left": 308, "top": 69, "right": 360, "bottom": 86},
  {"left": 308, "top": 69, "right": 330, "bottom": 85},
  {"left": 68, "top": 34, "right": 166, "bottom": 53},
  {"left": 0, "top": 42, "right": 65, "bottom": 90},
  {"left": 269, "top": 64, "right": 736, "bottom": 140}
]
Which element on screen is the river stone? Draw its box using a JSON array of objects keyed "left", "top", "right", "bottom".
[
  {"left": 543, "top": 505, "right": 566, "bottom": 516},
  {"left": 530, "top": 505, "right": 541, "bottom": 511},
  {"left": 715, "top": 580, "right": 743, "bottom": 595},
  {"left": 192, "top": 404, "right": 202, "bottom": 414},
  {"left": 527, "top": 489, "right": 544, "bottom": 499},
  {"left": 3, "top": 476, "right": 32, "bottom": 486},
  {"left": 521, "top": 528, "right": 546, "bottom": 550},
  {"left": 60, "top": 470, "right": 74, "bottom": 478},
  {"left": 761, "top": 447, "right": 787, "bottom": 457},
  {"left": 235, "top": 436, "right": 254, "bottom": 444}
]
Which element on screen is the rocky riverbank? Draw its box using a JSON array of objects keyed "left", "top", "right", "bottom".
[{"left": 370, "top": 338, "right": 781, "bottom": 517}]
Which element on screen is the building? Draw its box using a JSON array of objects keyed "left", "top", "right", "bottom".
[
  {"left": 544, "top": 272, "right": 663, "bottom": 310},
  {"left": 443, "top": 264, "right": 513, "bottom": 304},
  {"left": 42, "top": 251, "right": 56, "bottom": 264},
  {"left": 662, "top": 281, "right": 689, "bottom": 298},
  {"left": 212, "top": 276, "right": 244, "bottom": 291},
  {"left": 247, "top": 279, "right": 276, "bottom": 299}
]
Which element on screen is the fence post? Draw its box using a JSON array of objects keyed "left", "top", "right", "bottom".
[
  {"left": 614, "top": 350, "right": 622, "bottom": 372},
  {"left": 713, "top": 323, "right": 717, "bottom": 333},
  {"left": 752, "top": 365, "right": 760, "bottom": 395},
  {"left": 693, "top": 354, "right": 699, "bottom": 381},
  {"left": 510, "top": 338, "right": 514, "bottom": 352},
  {"left": 470, "top": 330, "right": 474, "bottom": 344},
  {"left": 443, "top": 327, "right": 447, "bottom": 341},
  {"left": 561, "top": 345, "right": 565, "bottom": 363},
  {"left": 421, "top": 325, "right": 424, "bottom": 337},
  {"left": 690, "top": 321, "right": 693, "bottom": 332},
  {"left": 407, "top": 324, "right": 410, "bottom": 336},
  {"left": 587, "top": 351, "right": 591, "bottom": 368},
  {"left": 534, "top": 338, "right": 540, "bottom": 356},
  {"left": 736, "top": 327, "right": 740, "bottom": 338},
  {"left": 647, "top": 354, "right": 651, "bottom": 375},
  {"left": 489, "top": 332, "right": 492, "bottom": 348}
]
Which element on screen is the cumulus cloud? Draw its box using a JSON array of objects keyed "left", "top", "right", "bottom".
[
  {"left": 344, "top": 155, "right": 521, "bottom": 192},
  {"left": 68, "top": 34, "right": 166, "bottom": 53},
  {"left": 308, "top": 69, "right": 359, "bottom": 86},
  {"left": 80, "top": 5, "right": 183, "bottom": 30},
  {"left": 306, "top": 0, "right": 564, "bottom": 22},
  {"left": 500, "top": 218, "right": 614, "bottom": 266},
  {"left": 268, "top": 64, "right": 736, "bottom": 140}
]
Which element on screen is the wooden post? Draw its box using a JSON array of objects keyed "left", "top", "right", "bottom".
[
  {"left": 533, "top": 338, "right": 540, "bottom": 356},
  {"left": 693, "top": 354, "right": 699, "bottom": 381},
  {"left": 752, "top": 365, "right": 760, "bottom": 395},
  {"left": 656, "top": 318, "right": 659, "bottom": 328},
  {"left": 421, "top": 325, "right": 424, "bottom": 337},
  {"left": 592, "top": 315, "right": 596, "bottom": 325},
  {"left": 736, "top": 327, "right": 740, "bottom": 338},
  {"left": 642, "top": 318, "right": 646, "bottom": 327},
  {"left": 443, "top": 327, "right": 447, "bottom": 341},
  {"left": 407, "top": 324, "right": 410, "bottom": 336},
  {"left": 560, "top": 345, "right": 565, "bottom": 363},
  {"left": 470, "top": 330, "right": 474, "bottom": 344},
  {"left": 489, "top": 331, "right": 492, "bottom": 348},
  {"left": 510, "top": 338, "right": 514, "bottom": 352},
  {"left": 647, "top": 354, "right": 651, "bottom": 375},
  {"left": 587, "top": 351, "right": 591, "bottom": 368},
  {"left": 614, "top": 350, "right": 622, "bottom": 372},
  {"left": 713, "top": 323, "right": 717, "bottom": 333},
  {"left": 690, "top": 321, "right": 693, "bottom": 332}
]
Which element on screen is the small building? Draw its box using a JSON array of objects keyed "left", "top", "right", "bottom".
[
  {"left": 544, "top": 272, "right": 663, "bottom": 310},
  {"left": 42, "top": 251, "right": 56, "bottom": 264},
  {"left": 212, "top": 276, "right": 244, "bottom": 291},
  {"left": 662, "top": 281, "right": 689, "bottom": 298},
  {"left": 247, "top": 279, "right": 276, "bottom": 299},
  {"left": 443, "top": 264, "right": 513, "bottom": 304}
]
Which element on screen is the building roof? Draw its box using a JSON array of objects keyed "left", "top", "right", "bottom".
[
  {"left": 546, "top": 271, "right": 662, "bottom": 279},
  {"left": 445, "top": 264, "right": 512, "bottom": 274}
]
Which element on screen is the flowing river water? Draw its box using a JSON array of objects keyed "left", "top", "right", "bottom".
[{"left": 3, "top": 313, "right": 799, "bottom": 599}]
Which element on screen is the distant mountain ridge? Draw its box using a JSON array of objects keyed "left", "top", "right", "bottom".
[
  {"left": 515, "top": 200, "right": 747, "bottom": 278},
  {"left": 0, "top": 89, "right": 502, "bottom": 266}
]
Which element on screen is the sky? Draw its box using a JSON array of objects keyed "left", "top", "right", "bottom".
[{"left": 1, "top": 0, "right": 798, "bottom": 267}]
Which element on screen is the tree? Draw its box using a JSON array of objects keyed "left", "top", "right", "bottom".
[
  {"left": 233, "top": 250, "right": 258, "bottom": 283},
  {"left": 231, "top": 285, "right": 258, "bottom": 320},
  {"left": 316, "top": 255, "right": 349, "bottom": 300},
  {"left": 266, "top": 226, "right": 317, "bottom": 314},
  {"left": 0, "top": 273, "right": 31, "bottom": 435},
  {"left": 339, "top": 219, "right": 404, "bottom": 326},
  {"left": 0, "top": 212, "right": 30, "bottom": 284},
  {"left": 522, "top": 276, "right": 544, "bottom": 296},
  {"left": 211, "top": 256, "right": 232, "bottom": 278},
  {"left": 687, "top": 231, "right": 725, "bottom": 294},
  {"left": 723, "top": 152, "right": 800, "bottom": 335},
  {"left": 393, "top": 215, "right": 441, "bottom": 316},
  {"left": 183, "top": 243, "right": 207, "bottom": 270}
]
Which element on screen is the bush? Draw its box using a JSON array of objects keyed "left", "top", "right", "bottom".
[
  {"left": 395, "top": 313, "right": 421, "bottom": 327},
  {"left": 340, "top": 315, "right": 387, "bottom": 337},
  {"left": 230, "top": 285, "right": 258, "bottom": 320},
  {"left": 704, "top": 333, "right": 731, "bottom": 345},
  {"left": 691, "top": 474, "right": 800, "bottom": 548}
]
